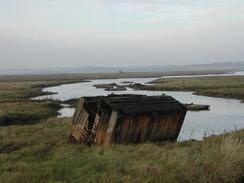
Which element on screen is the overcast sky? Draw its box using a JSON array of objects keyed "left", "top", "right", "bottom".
[{"left": 0, "top": 0, "right": 244, "bottom": 69}]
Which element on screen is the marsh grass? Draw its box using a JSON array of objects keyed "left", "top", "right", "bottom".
[
  {"left": 148, "top": 76, "right": 244, "bottom": 102},
  {"left": 0, "top": 101, "right": 61, "bottom": 126},
  {"left": 0, "top": 80, "right": 67, "bottom": 126},
  {"left": 0, "top": 74, "right": 244, "bottom": 182},
  {"left": 0, "top": 118, "right": 243, "bottom": 183}
]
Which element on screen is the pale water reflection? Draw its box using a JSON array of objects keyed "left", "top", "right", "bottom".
[
  {"left": 36, "top": 77, "right": 244, "bottom": 141},
  {"left": 58, "top": 104, "right": 76, "bottom": 118}
]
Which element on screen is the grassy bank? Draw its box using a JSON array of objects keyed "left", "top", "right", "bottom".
[
  {"left": 147, "top": 76, "right": 244, "bottom": 102},
  {"left": 0, "top": 72, "right": 244, "bottom": 182},
  {"left": 0, "top": 118, "right": 243, "bottom": 183},
  {"left": 0, "top": 79, "right": 85, "bottom": 125},
  {"left": 0, "top": 71, "right": 231, "bottom": 126}
]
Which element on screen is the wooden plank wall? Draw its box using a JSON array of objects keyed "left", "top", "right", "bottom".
[
  {"left": 69, "top": 98, "right": 93, "bottom": 144},
  {"left": 104, "top": 111, "right": 118, "bottom": 145},
  {"left": 112, "top": 112, "right": 185, "bottom": 144},
  {"left": 69, "top": 96, "right": 187, "bottom": 145},
  {"left": 94, "top": 110, "right": 112, "bottom": 145}
]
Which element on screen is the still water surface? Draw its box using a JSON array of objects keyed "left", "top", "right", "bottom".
[{"left": 37, "top": 76, "right": 244, "bottom": 141}]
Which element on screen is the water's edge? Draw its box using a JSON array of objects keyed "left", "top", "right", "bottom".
[{"left": 35, "top": 73, "right": 244, "bottom": 141}]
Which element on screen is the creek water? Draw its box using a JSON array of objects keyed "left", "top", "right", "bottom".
[{"left": 36, "top": 74, "right": 244, "bottom": 141}]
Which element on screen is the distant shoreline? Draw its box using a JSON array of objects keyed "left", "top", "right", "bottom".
[{"left": 0, "top": 70, "right": 231, "bottom": 82}]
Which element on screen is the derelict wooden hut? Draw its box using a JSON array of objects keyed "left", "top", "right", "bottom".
[{"left": 69, "top": 94, "right": 187, "bottom": 145}]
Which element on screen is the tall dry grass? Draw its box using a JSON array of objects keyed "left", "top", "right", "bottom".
[{"left": 0, "top": 118, "right": 243, "bottom": 183}]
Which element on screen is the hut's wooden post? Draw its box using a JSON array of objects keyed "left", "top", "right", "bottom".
[
  {"left": 69, "top": 97, "right": 92, "bottom": 144},
  {"left": 104, "top": 110, "right": 118, "bottom": 145},
  {"left": 90, "top": 114, "right": 100, "bottom": 143},
  {"left": 71, "top": 97, "right": 85, "bottom": 123},
  {"left": 69, "top": 98, "right": 85, "bottom": 139}
]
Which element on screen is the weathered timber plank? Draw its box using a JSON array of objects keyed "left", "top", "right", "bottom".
[{"left": 104, "top": 111, "right": 118, "bottom": 145}]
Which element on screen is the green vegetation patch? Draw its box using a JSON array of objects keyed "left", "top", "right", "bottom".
[
  {"left": 0, "top": 81, "right": 63, "bottom": 126},
  {"left": 0, "top": 102, "right": 60, "bottom": 126},
  {"left": 0, "top": 74, "right": 244, "bottom": 182},
  {"left": 0, "top": 118, "right": 243, "bottom": 183},
  {"left": 148, "top": 76, "right": 244, "bottom": 102}
]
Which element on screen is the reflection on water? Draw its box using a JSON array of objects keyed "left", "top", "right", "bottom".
[
  {"left": 57, "top": 104, "right": 75, "bottom": 118},
  {"left": 36, "top": 76, "right": 244, "bottom": 141},
  {"left": 58, "top": 107, "right": 75, "bottom": 118}
]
